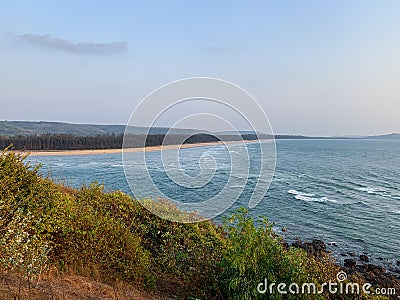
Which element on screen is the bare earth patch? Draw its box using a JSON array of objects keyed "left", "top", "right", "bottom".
[{"left": 0, "top": 272, "right": 172, "bottom": 300}]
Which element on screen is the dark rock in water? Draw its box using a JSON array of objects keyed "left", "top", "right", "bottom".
[
  {"left": 344, "top": 259, "right": 357, "bottom": 269},
  {"left": 281, "top": 241, "right": 289, "bottom": 249},
  {"left": 365, "top": 264, "right": 386, "bottom": 274},
  {"left": 360, "top": 254, "right": 369, "bottom": 262},
  {"left": 357, "top": 265, "right": 400, "bottom": 291},
  {"left": 311, "top": 239, "right": 326, "bottom": 252},
  {"left": 290, "top": 238, "right": 400, "bottom": 291},
  {"left": 287, "top": 238, "right": 400, "bottom": 291},
  {"left": 327, "top": 241, "right": 337, "bottom": 247},
  {"left": 291, "top": 239, "right": 326, "bottom": 257},
  {"left": 281, "top": 227, "right": 287, "bottom": 232}
]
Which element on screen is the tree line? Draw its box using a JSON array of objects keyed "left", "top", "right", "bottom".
[{"left": 0, "top": 133, "right": 259, "bottom": 151}]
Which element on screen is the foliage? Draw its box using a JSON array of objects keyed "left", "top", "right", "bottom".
[
  {"left": 218, "top": 208, "right": 321, "bottom": 299},
  {"left": 0, "top": 208, "right": 49, "bottom": 279},
  {"left": 0, "top": 149, "right": 151, "bottom": 285},
  {"left": 0, "top": 148, "right": 387, "bottom": 299},
  {"left": 0, "top": 148, "right": 50, "bottom": 279},
  {"left": 218, "top": 208, "right": 385, "bottom": 300},
  {"left": 0, "top": 133, "right": 245, "bottom": 151}
]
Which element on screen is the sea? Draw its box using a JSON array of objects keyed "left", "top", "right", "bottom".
[{"left": 27, "top": 139, "right": 400, "bottom": 271}]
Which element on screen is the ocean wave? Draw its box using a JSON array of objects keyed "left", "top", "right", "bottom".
[
  {"left": 201, "top": 157, "right": 214, "bottom": 161},
  {"left": 287, "top": 189, "right": 337, "bottom": 203},
  {"left": 382, "top": 194, "right": 400, "bottom": 200},
  {"left": 288, "top": 189, "right": 315, "bottom": 197},
  {"left": 357, "top": 187, "right": 379, "bottom": 194},
  {"left": 341, "top": 200, "right": 368, "bottom": 207},
  {"left": 297, "top": 173, "right": 308, "bottom": 178},
  {"left": 229, "top": 184, "right": 245, "bottom": 188},
  {"left": 357, "top": 187, "right": 400, "bottom": 199}
]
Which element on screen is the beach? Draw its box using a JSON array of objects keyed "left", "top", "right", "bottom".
[{"left": 14, "top": 140, "right": 245, "bottom": 156}]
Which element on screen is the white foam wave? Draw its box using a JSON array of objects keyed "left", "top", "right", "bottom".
[
  {"left": 288, "top": 189, "right": 337, "bottom": 203},
  {"left": 288, "top": 189, "right": 315, "bottom": 197},
  {"left": 230, "top": 185, "right": 245, "bottom": 188},
  {"left": 357, "top": 187, "right": 400, "bottom": 199},
  {"left": 357, "top": 187, "right": 378, "bottom": 194}
]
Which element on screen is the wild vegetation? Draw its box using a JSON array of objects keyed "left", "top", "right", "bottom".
[
  {"left": 0, "top": 133, "right": 257, "bottom": 151},
  {"left": 0, "top": 148, "right": 389, "bottom": 299}
]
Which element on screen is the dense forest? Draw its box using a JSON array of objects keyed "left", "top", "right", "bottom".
[{"left": 0, "top": 133, "right": 259, "bottom": 151}]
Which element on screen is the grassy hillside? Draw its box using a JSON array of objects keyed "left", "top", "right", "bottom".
[
  {"left": 365, "top": 133, "right": 400, "bottom": 140},
  {"left": 0, "top": 121, "right": 124, "bottom": 136},
  {"left": 0, "top": 121, "right": 203, "bottom": 137},
  {"left": 0, "top": 149, "right": 388, "bottom": 299}
]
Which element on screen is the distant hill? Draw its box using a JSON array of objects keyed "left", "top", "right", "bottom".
[
  {"left": 2, "top": 121, "right": 398, "bottom": 140},
  {"left": 364, "top": 133, "right": 400, "bottom": 140},
  {"left": 0, "top": 121, "right": 124, "bottom": 136},
  {"left": 215, "top": 130, "right": 266, "bottom": 136},
  {"left": 0, "top": 121, "right": 203, "bottom": 137}
]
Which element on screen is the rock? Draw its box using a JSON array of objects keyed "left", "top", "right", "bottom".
[
  {"left": 282, "top": 241, "right": 289, "bottom": 249},
  {"left": 328, "top": 241, "right": 338, "bottom": 247},
  {"left": 281, "top": 227, "right": 287, "bottom": 232},
  {"left": 291, "top": 239, "right": 326, "bottom": 257},
  {"left": 340, "top": 253, "right": 347, "bottom": 256},
  {"left": 360, "top": 254, "right": 369, "bottom": 262},
  {"left": 353, "top": 265, "right": 400, "bottom": 291},
  {"left": 347, "top": 252, "right": 356, "bottom": 257},
  {"left": 397, "top": 260, "right": 400, "bottom": 267},
  {"left": 365, "top": 264, "right": 386, "bottom": 274},
  {"left": 311, "top": 239, "right": 327, "bottom": 253},
  {"left": 344, "top": 259, "right": 357, "bottom": 269}
]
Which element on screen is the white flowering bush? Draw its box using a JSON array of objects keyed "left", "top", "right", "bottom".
[
  {"left": 0, "top": 207, "right": 50, "bottom": 278},
  {"left": 0, "top": 148, "right": 50, "bottom": 279}
]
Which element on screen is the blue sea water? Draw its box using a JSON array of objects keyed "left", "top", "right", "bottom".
[{"left": 27, "top": 139, "right": 400, "bottom": 270}]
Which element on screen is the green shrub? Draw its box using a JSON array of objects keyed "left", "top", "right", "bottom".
[
  {"left": 218, "top": 207, "right": 312, "bottom": 299},
  {"left": 130, "top": 199, "right": 226, "bottom": 298},
  {"left": 37, "top": 186, "right": 151, "bottom": 284},
  {"left": 0, "top": 149, "right": 50, "bottom": 279},
  {"left": 0, "top": 149, "right": 151, "bottom": 285}
]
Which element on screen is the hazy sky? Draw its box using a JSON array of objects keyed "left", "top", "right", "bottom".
[{"left": 1, "top": 1, "right": 399, "bottom": 136}]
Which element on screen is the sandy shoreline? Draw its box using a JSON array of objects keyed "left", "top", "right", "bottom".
[{"left": 14, "top": 141, "right": 248, "bottom": 157}]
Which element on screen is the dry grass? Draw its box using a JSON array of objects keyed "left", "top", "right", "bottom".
[{"left": 0, "top": 271, "right": 172, "bottom": 300}]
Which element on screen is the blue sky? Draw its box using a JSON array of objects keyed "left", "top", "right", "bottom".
[{"left": 1, "top": 1, "right": 399, "bottom": 135}]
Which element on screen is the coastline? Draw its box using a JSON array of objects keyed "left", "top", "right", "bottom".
[
  {"left": 3, "top": 144, "right": 400, "bottom": 296},
  {"left": 13, "top": 140, "right": 255, "bottom": 157}
]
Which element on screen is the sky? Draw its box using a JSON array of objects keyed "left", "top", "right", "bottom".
[{"left": 0, "top": 1, "right": 399, "bottom": 136}]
